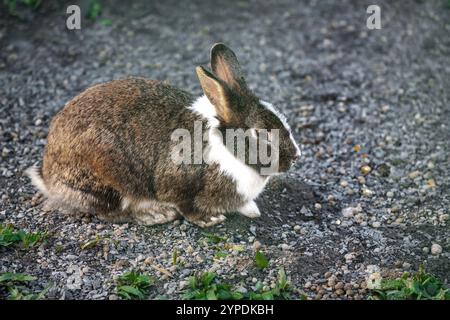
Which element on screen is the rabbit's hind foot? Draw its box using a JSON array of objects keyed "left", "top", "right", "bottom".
[{"left": 122, "top": 198, "right": 182, "bottom": 226}]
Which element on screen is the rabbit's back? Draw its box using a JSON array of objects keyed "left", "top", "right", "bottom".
[{"left": 48, "top": 77, "right": 193, "bottom": 143}]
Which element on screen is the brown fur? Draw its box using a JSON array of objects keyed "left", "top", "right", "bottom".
[
  {"left": 37, "top": 77, "right": 246, "bottom": 226},
  {"left": 28, "top": 44, "right": 299, "bottom": 227}
]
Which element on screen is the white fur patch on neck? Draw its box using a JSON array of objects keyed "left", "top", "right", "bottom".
[
  {"left": 260, "top": 100, "right": 301, "bottom": 158},
  {"left": 188, "top": 95, "right": 268, "bottom": 202},
  {"left": 189, "top": 95, "right": 220, "bottom": 128}
]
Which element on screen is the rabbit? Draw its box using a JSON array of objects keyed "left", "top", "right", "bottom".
[{"left": 26, "top": 43, "right": 301, "bottom": 228}]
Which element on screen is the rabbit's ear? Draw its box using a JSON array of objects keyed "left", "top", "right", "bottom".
[
  {"left": 210, "top": 43, "right": 247, "bottom": 92},
  {"left": 196, "top": 66, "right": 234, "bottom": 123}
]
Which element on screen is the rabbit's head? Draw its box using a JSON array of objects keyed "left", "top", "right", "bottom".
[{"left": 195, "top": 43, "right": 301, "bottom": 175}]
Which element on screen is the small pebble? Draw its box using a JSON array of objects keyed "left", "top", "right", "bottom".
[
  {"left": 357, "top": 176, "right": 366, "bottom": 184},
  {"left": 252, "top": 241, "right": 262, "bottom": 251},
  {"left": 431, "top": 243, "right": 442, "bottom": 255},
  {"left": 335, "top": 282, "right": 344, "bottom": 290},
  {"left": 408, "top": 171, "right": 421, "bottom": 179},
  {"left": 381, "top": 105, "right": 390, "bottom": 113},
  {"left": 362, "top": 188, "right": 373, "bottom": 197},
  {"left": 360, "top": 165, "right": 371, "bottom": 175},
  {"left": 342, "top": 207, "right": 354, "bottom": 218}
]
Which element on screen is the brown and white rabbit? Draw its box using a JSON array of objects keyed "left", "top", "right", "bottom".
[{"left": 26, "top": 43, "right": 300, "bottom": 227}]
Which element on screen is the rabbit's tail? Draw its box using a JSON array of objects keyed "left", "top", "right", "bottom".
[{"left": 25, "top": 165, "right": 49, "bottom": 196}]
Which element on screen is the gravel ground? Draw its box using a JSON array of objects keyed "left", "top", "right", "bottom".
[{"left": 0, "top": 0, "right": 449, "bottom": 300}]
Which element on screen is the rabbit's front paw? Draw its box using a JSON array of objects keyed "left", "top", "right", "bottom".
[
  {"left": 238, "top": 201, "right": 261, "bottom": 218},
  {"left": 185, "top": 214, "right": 226, "bottom": 228}
]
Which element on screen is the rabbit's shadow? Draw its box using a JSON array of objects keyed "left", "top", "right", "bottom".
[{"left": 225, "top": 175, "right": 328, "bottom": 232}]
